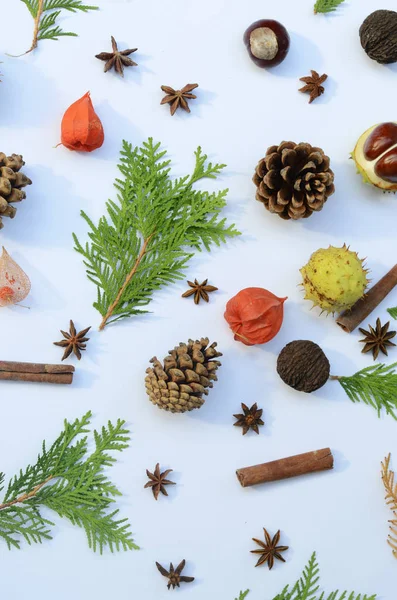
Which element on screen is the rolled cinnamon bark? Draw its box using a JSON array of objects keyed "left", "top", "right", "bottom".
[
  {"left": 0, "top": 361, "right": 75, "bottom": 384},
  {"left": 336, "top": 264, "right": 397, "bottom": 333},
  {"left": 236, "top": 448, "right": 333, "bottom": 488},
  {"left": 0, "top": 372, "right": 73, "bottom": 384}
]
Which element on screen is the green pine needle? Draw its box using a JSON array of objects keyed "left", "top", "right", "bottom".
[
  {"left": 335, "top": 362, "right": 397, "bottom": 420},
  {"left": 235, "top": 592, "right": 249, "bottom": 600},
  {"left": 0, "top": 412, "right": 138, "bottom": 553},
  {"left": 272, "top": 553, "right": 376, "bottom": 600},
  {"left": 387, "top": 307, "right": 397, "bottom": 320},
  {"left": 18, "top": 0, "right": 98, "bottom": 54},
  {"left": 314, "top": 0, "right": 345, "bottom": 14},
  {"left": 73, "top": 138, "right": 240, "bottom": 330}
]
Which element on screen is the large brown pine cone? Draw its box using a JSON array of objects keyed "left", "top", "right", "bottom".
[
  {"left": 145, "top": 338, "right": 222, "bottom": 413},
  {"left": 253, "top": 142, "right": 335, "bottom": 220},
  {"left": 0, "top": 153, "right": 32, "bottom": 230}
]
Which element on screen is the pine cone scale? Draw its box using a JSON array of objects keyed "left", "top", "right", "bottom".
[
  {"left": 254, "top": 141, "right": 334, "bottom": 220},
  {"left": 145, "top": 338, "right": 222, "bottom": 413},
  {"left": 0, "top": 154, "right": 31, "bottom": 229}
]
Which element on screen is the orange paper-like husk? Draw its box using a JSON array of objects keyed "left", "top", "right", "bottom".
[
  {"left": 224, "top": 287, "right": 287, "bottom": 346},
  {"left": 61, "top": 92, "right": 104, "bottom": 152}
]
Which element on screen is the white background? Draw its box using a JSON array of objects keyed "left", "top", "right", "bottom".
[{"left": 1, "top": 0, "right": 397, "bottom": 598}]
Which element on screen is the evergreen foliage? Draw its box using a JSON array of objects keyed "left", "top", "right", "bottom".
[
  {"left": 20, "top": 0, "right": 98, "bottom": 53},
  {"left": 387, "top": 307, "right": 397, "bottom": 320},
  {"left": 381, "top": 453, "right": 397, "bottom": 557},
  {"left": 314, "top": 0, "right": 345, "bottom": 14},
  {"left": 235, "top": 592, "right": 249, "bottom": 600},
  {"left": 336, "top": 363, "right": 397, "bottom": 419},
  {"left": 73, "top": 138, "right": 240, "bottom": 329},
  {"left": 272, "top": 553, "right": 376, "bottom": 600},
  {"left": 0, "top": 412, "right": 137, "bottom": 553}
]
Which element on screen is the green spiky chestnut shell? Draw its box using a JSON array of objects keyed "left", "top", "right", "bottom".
[
  {"left": 300, "top": 245, "right": 369, "bottom": 314},
  {"left": 352, "top": 122, "right": 397, "bottom": 191}
]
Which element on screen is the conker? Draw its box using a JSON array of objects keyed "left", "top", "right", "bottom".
[
  {"left": 360, "top": 10, "right": 397, "bottom": 65},
  {"left": 352, "top": 122, "right": 397, "bottom": 191},
  {"left": 243, "top": 19, "right": 290, "bottom": 68}
]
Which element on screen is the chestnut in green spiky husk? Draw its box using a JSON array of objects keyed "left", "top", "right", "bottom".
[
  {"left": 352, "top": 122, "right": 397, "bottom": 191},
  {"left": 300, "top": 245, "right": 369, "bottom": 314}
]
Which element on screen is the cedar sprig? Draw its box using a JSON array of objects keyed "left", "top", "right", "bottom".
[
  {"left": 73, "top": 138, "right": 240, "bottom": 330},
  {"left": 332, "top": 362, "right": 397, "bottom": 420},
  {"left": 381, "top": 454, "right": 397, "bottom": 558},
  {"left": 272, "top": 552, "right": 376, "bottom": 600},
  {"left": 235, "top": 592, "right": 249, "bottom": 600},
  {"left": 0, "top": 411, "right": 138, "bottom": 553},
  {"left": 314, "top": 0, "right": 345, "bottom": 14},
  {"left": 387, "top": 307, "right": 397, "bottom": 320},
  {"left": 17, "top": 0, "right": 98, "bottom": 55}
]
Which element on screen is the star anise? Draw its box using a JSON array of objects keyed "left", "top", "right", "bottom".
[
  {"left": 160, "top": 84, "right": 198, "bottom": 116},
  {"left": 299, "top": 70, "right": 328, "bottom": 103},
  {"left": 359, "top": 318, "right": 396, "bottom": 360},
  {"left": 234, "top": 402, "right": 264, "bottom": 435},
  {"left": 156, "top": 560, "right": 195, "bottom": 590},
  {"left": 144, "top": 463, "right": 176, "bottom": 500},
  {"left": 53, "top": 320, "right": 91, "bottom": 361},
  {"left": 181, "top": 279, "right": 218, "bottom": 305},
  {"left": 95, "top": 36, "right": 138, "bottom": 77},
  {"left": 251, "top": 528, "right": 289, "bottom": 570}
]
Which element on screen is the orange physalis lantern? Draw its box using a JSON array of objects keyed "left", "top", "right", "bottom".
[
  {"left": 60, "top": 92, "right": 104, "bottom": 152},
  {"left": 0, "top": 247, "right": 31, "bottom": 307},
  {"left": 224, "top": 287, "right": 287, "bottom": 346}
]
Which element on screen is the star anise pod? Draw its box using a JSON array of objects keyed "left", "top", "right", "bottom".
[
  {"left": 160, "top": 84, "right": 198, "bottom": 116},
  {"left": 359, "top": 318, "right": 396, "bottom": 360},
  {"left": 53, "top": 320, "right": 91, "bottom": 361},
  {"left": 95, "top": 36, "right": 138, "bottom": 77},
  {"left": 144, "top": 463, "right": 176, "bottom": 500},
  {"left": 299, "top": 70, "right": 328, "bottom": 103},
  {"left": 181, "top": 278, "right": 218, "bottom": 305},
  {"left": 251, "top": 528, "right": 289, "bottom": 570},
  {"left": 156, "top": 560, "right": 195, "bottom": 590},
  {"left": 233, "top": 402, "right": 264, "bottom": 435}
]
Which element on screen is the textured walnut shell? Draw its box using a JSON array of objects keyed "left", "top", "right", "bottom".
[
  {"left": 360, "top": 10, "right": 397, "bottom": 64},
  {"left": 277, "top": 340, "right": 330, "bottom": 393}
]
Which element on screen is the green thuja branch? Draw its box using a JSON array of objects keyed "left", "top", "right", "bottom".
[
  {"left": 73, "top": 138, "right": 240, "bottom": 330},
  {"left": 16, "top": 0, "right": 98, "bottom": 55},
  {"left": 387, "top": 307, "right": 397, "bottom": 320},
  {"left": 0, "top": 412, "right": 138, "bottom": 552},
  {"left": 314, "top": 0, "right": 345, "bottom": 14},
  {"left": 331, "top": 363, "right": 397, "bottom": 420},
  {"left": 272, "top": 553, "right": 376, "bottom": 600}
]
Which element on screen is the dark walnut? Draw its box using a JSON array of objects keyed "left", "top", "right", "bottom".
[
  {"left": 243, "top": 19, "right": 290, "bottom": 68},
  {"left": 360, "top": 10, "right": 397, "bottom": 64},
  {"left": 277, "top": 340, "right": 330, "bottom": 393},
  {"left": 253, "top": 142, "right": 335, "bottom": 220}
]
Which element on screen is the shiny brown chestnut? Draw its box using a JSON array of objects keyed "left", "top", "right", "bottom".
[
  {"left": 243, "top": 19, "right": 290, "bottom": 68},
  {"left": 353, "top": 121, "right": 397, "bottom": 191}
]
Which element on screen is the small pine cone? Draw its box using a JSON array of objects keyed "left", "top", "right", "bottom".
[
  {"left": 253, "top": 142, "right": 335, "bottom": 220},
  {"left": 0, "top": 153, "right": 32, "bottom": 230},
  {"left": 145, "top": 338, "right": 222, "bottom": 413}
]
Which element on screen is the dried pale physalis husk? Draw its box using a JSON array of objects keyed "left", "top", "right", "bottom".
[{"left": 0, "top": 247, "right": 31, "bottom": 307}]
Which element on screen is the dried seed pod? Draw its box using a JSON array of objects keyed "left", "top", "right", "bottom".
[
  {"left": 277, "top": 340, "right": 330, "bottom": 393},
  {"left": 352, "top": 122, "right": 397, "bottom": 191},
  {"left": 60, "top": 92, "right": 104, "bottom": 152},
  {"left": 360, "top": 10, "right": 397, "bottom": 65}
]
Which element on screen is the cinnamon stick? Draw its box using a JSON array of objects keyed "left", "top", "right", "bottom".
[
  {"left": 0, "top": 361, "right": 74, "bottom": 384},
  {"left": 336, "top": 264, "right": 397, "bottom": 333},
  {"left": 236, "top": 448, "right": 333, "bottom": 488}
]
